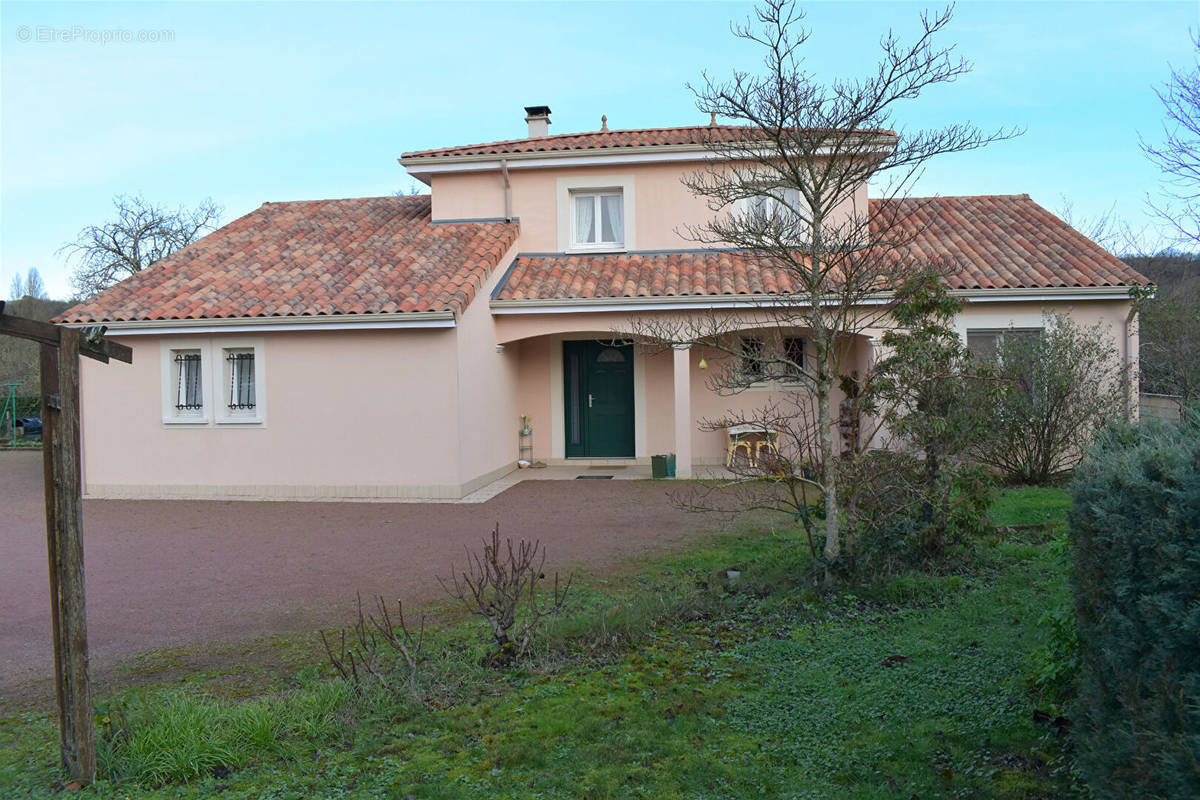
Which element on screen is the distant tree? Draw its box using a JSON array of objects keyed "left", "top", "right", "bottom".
[
  {"left": 1123, "top": 251, "right": 1200, "bottom": 408},
  {"left": 0, "top": 295, "right": 71, "bottom": 389},
  {"left": 1138, "top": 289, "right": 1200, "bottom": 408},
  {"left": 1056, "top": 195, "right": 1123, "bottom": 253},
  {"left": 8, "top": 268, "right": 49, "bottom": 301},
  {"left": 61, "top": 194, "right": 222, "bottom": 298},
  {"left": 1142, "top": 33, "right": 1200, "bottom": 245}
]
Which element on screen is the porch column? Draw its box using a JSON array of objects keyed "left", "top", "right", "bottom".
[{"left": 672, "top": 344, "right": 693, "bottom": 478}]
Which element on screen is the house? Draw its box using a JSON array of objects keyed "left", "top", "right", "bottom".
[{"left": 57, "top": 107, "right": 1150, "bottom": 500}]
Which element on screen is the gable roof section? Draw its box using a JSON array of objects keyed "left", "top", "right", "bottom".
[
  {"left": 401, "top": 124, "right": 896, "bottom": 160},
  {"left": 491, "top": 195, "right": 1149, "bottom": 303},
  {"left": 58, "top": 195, "right": 518, "bottom": 324}
]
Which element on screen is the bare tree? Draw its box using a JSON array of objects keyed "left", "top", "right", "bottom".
[
  {"left": 630, "top": 0, "right": 1018, "bottom": 572},
  {"left": 1056, "top": 195, "right": 1123, "bottom": 253},
  {"left": 60, "top": 194, "right": 222, "bottom": 298},
  {"left": 8, "top": 268, "right": 49, "bottom": 301},
  {"left": 1142, "top": 33, "right": 1200, "bottom": 245}
]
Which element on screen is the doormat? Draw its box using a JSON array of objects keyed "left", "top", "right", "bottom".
[{"left": 576, "top": 475, "right": 614, "bottom": 479}]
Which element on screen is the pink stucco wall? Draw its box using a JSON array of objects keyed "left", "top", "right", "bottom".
[
  {"left": 430, "top": 160, "right": 868, "bottom": 253},
  {"left": 452, "top": 240, "right": 523, "bottom": 485},
  {"left": 80, "top": 328, "right": 465, "bottom": 498}
]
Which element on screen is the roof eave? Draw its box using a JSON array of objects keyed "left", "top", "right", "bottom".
[
  {"left": 400, "top": 133, "right": 899, "bottom": 178},
  {"left": 58, "top": 310, "right": 458, "bottom": 335},
  {"left": 489, "top": 285, "right": 1139, "bottom": 315}
]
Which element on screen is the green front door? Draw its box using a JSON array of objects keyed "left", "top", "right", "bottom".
[{"left": 564, "top": 340, "right": 635, "bottom": 458}]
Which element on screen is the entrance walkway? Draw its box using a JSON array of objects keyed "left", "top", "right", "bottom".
[{"left": 461, "top": 462, "right": 733, "bottom": 502}]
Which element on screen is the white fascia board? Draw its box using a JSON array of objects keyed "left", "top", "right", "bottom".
[
  {"left": 61, "top": 311, "right": 457, "bottom": 336},
  {"left": 490, "top": 286, "right": 1134, "bottom": 315},
  {"left": 490, "top": 295, "right": 890, "bottom": 314},
  {"left": 404, "top": 148, "right": 719, "bottom": 179},
  {"left": 953, "top": 287, "right": 1134, "bottom": 303},
  {"left": 402, "top": 140, "right": 895, "bottom": 179}
]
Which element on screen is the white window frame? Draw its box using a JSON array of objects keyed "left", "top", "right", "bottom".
[
  {"left": 966, "top": 327, "right": 1043, "bottom": 363},
  {"left": 569, "top": 189, "right": 625, "bottom": 250},
  {"left": 556, "top": 174, "right": 636, "bottom": 253},
  {"left": 160, "top": 337, "right": 266, "bottom": 427},
  {"left": 161, "top": 339, "right": 213, "bottom": 424},
  {"left": 739, "top": 184, "right": 805, "bottom": 244},
  {"left": 214, "top": 337, "right": 266, "bottom": 425}
]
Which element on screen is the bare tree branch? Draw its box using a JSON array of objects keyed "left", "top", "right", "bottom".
[
  {"left": 1141, "top": 32, "right": 1200, "bottom": 245},
  {"left": 627, "top": 0, "right": 1018, "bottom": 576},
  {"left": 60, "top": 194, "right": 222, "bottom": 298}
]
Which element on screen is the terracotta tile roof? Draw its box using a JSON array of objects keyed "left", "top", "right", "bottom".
[
  {"left": 492, "top": 194, "right": 1149, "bottom": 302},
  {"left": 876, "top": 194, "right": 1148, "bottom": 290},
  {"left": 402, "top": 124, "right": 895, "bottom": 160},
  {"left": 58, "top": 195, "right": 518, "bottom": 323}
]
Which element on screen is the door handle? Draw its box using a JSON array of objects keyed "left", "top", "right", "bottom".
[{"left": 588, "top": 394, "right": 594, "bottom": 408}]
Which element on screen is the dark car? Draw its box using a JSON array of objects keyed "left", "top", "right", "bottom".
[{"left": 17, "top": 417, "right": 41, "bottom": 438}]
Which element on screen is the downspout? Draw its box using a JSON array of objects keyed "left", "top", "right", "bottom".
[
  {"left": 1124, "top": 303, "right": 1137, "bottom": 420},
  {"left": 501, "top": 159, "right": 512, "bottom": 222}
]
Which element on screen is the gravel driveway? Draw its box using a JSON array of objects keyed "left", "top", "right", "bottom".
[{"left": 0, "top": 452, "right": 723, "bottom": 708}]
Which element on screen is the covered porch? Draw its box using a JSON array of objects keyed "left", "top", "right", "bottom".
[{"left": 493, "top": 309, "right": 878, "bottom": 479}]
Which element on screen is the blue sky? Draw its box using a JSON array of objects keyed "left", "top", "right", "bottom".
[{"left": 1, "top": 0, "right": 1195, "bottom": 298}]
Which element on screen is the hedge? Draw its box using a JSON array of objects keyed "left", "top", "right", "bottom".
[{"left": 1069, "top": 412, "right": 1200, "bottom": 799}]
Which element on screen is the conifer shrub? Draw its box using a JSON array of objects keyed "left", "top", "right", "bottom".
[{"left": 1069, "top": 412, "right": 1200, "bottom": 799}]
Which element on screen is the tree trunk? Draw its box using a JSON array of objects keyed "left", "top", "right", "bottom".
[{"left": 819, "top": 371, "right": 839, "bottom": 566}]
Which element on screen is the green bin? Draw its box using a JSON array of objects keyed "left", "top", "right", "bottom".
[
  {"left": 666, "top": 453, "right": 677, "bottom": 478},
  {"left": 651, "top": 454, "right": 668, "bottom": 479}
]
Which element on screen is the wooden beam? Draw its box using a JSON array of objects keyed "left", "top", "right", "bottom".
[
  {"left": 0, "top": 303, "right": 133, "bottom": 365},
  {"left": 40, "top": 328, "right": 97, "bottom": 784}
]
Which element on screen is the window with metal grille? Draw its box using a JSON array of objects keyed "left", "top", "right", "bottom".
[
  {"left": 740, "top": 336, "right": 765, "bottom": 380},
  {"left": 783, "top": 336, "right": 805, "bottom": 379},
  {"left": 226, "top": 351, "right": 256, "bottom": 410},
  {"left": 174, "top": 352, "right": 202, "bottom": 410}
]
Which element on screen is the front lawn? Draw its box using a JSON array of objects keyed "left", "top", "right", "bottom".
[{"left": 0, "top": 487, "right": 1077, "bottom": 799}]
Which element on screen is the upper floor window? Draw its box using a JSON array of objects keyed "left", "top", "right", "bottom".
[
  {"left": 571, "top": 190, "right": 624, "bottom": 249},
  {"left": 744, "top": 186, "right": 804, "bottom": 242}
]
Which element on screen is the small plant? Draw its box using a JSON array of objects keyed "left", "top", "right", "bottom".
[
  {"left": 440, "top": 523, "right": 571, "bottom": 667},
  {"left": 320, "top": 592, "right": 425, "bottom": 693}
]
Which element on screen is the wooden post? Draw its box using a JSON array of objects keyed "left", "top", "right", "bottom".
[
  {"left": 0, "top": 302, "right": 129, "bottom": 787},
  {"left": 40, "top": 326, "right": 96, "bottom": 784}
]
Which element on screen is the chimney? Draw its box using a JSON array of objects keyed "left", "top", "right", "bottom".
[{"left": 524, "top": 105, "right": 551, "bottom": 138}]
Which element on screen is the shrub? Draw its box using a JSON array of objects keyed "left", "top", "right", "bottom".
[
  {"left": 974, "top": 313, "right": 1126, "bottom": 485},
  {"left": 844, "top": 451, "right": 994, "bottom": 576},
  {"left": 320, "top": 592, "right": 425, "bottom": 695},
  {"left": 441, "top": 523, "right": 572, "bottom": 667},
  {"left": 1069, "top": 412, "right": 1200, "bottom": 799}
]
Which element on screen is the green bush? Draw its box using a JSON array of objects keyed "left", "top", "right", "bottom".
[
  {"left": 1069, "top": 412, "right": 1200, "bottom": 799},
  {"left": 845, "top": 451, "right": 994, "bottom": 577}
]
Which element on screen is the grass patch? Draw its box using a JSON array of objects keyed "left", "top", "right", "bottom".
[{"left": 0, "top": 489, "right": 1077, "bottom": 798}]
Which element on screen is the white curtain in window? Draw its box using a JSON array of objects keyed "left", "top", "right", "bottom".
[
  {"left": 574, "top": 194, "right": 596, "bottom": 244},
  {"left": 600, "top": 194, "right": 623, "bottom": 244}
]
